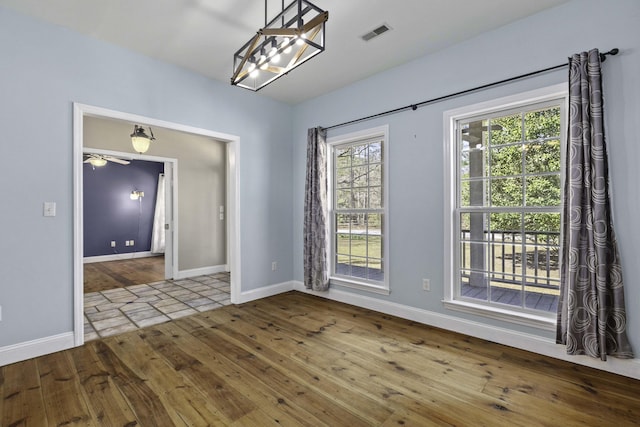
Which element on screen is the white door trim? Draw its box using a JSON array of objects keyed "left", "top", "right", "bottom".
[{"left": 73, "top": 103, "right": 241, "bottom": 346}]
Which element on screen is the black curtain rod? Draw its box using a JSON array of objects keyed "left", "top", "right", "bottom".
[{"left": 322, "top": 48, "right": 619, "bottom": 131}]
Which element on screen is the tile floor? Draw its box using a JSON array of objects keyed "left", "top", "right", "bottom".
[{"left": 84, "top": 272, "right": 231, "bottom": 341}]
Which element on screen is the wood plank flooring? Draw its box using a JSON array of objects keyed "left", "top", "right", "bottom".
[
  {"left": 84, "top": 256, "right": 165, "bottom": 293},
  {"left": 2, "top": 291, "right": 639, "bottom": 426}
]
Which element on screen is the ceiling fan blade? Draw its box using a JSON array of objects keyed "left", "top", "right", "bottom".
[
  {"left": 83, "top": 158, "right": 92, "bottom": 163},
  {"left": 105, "top": 156, "right": 130, "bottom": 165}
]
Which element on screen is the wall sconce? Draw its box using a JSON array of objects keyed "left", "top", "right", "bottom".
[
  {"left": 130, "top": 190, "right": 144, "bottom": 200},
  {"left": 130, "top": 125, "right": 155, "bottom": 154}
]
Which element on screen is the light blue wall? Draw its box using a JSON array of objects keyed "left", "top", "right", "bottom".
[
  {"left": 0, "top": 6, "right": 293, "bottom": 347},
  {"left": 2, "top": 0, "right": 638, "bottom": 359},
  {"left": 293, "top": 0, "right": 640, "bottom": 347}
]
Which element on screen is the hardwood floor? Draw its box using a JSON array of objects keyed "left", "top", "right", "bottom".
[
  {"left": 84, "top": 256, "right": 165, "bottom": 293},
  {"left": 2, "top": 292, "right": 639, "bottom": 426}
]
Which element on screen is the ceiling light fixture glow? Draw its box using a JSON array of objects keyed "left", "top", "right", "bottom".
[
  {"left": 130, "top": 125, "right": 155, "bottom": 154},
  {"left": 231, "top": 0, "right": 328, "bottom": 91},
  {"left": 282, "top": 37, "right": 292, "bottom": 54},
  {"left": 88, "top": 157, "right": 108, "bottom": 167}
]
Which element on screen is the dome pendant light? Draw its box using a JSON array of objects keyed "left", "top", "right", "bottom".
[{"left": 130, "top": 125, "right": 155, "bottom": 154}]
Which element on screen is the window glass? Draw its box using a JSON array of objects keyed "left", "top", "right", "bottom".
[
  {"left": 330, "top": 132, "right": 387, "bottom": 290},
  {"left": 454, "top": 101, "right": 563, "bottom": 315}
]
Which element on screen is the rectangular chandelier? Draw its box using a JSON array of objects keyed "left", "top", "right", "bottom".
[{"left": 231, "top": 0, "right": 328, "bottom": 91}]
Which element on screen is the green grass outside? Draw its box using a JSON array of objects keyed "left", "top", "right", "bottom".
[{"left": 336, "top": 234, "right": 382, "bottom": 270}]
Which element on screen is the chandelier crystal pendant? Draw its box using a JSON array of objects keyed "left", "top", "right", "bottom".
[{"left": 231, "top": 0, "right": 328, "bottom": 91}]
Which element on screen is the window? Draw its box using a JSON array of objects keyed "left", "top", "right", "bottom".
[
  {"left": 328, "top": 126, "right": 389, "bottom": 294},
  {"left": 444, "top": 85, "right": 567, "bottom": 328}
]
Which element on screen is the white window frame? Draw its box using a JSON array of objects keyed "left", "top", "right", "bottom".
[
  {"left": 443, "top": 84, "right": 567, "bottom": 330},
  {"left": 327, "top": 125, "right": 390, "bottom": 294}
]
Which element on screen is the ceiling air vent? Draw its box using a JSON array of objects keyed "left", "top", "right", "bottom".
[{"left": 361, "top": 24, "right": 391, "bottom": 41}]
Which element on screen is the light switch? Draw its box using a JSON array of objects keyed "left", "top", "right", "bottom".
[{"left": 43, "top": 202, "right": 56, "bottom": 217}]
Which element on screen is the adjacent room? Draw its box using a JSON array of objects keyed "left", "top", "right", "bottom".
[
  {"left": 81, "top": 116, "right": 232, "bottom": 340},
  {"left": 1, "top": 0, "right": 639, "bottom": 425}
]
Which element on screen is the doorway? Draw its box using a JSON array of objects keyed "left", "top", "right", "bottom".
[
  {"left": 82, "top": 150, "right": 176, "bottom": 288},
  {"left": 73, "top": 103, "right": 241, "bottom": 346}
]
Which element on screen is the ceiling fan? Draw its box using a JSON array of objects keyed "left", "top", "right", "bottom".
[{"left": 83, "top": 154, "right": 130, "bottom": 168}]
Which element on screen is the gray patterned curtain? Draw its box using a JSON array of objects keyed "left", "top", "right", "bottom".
[
  {"left": 556, "top": 49, "right": 633, "bottom": 360},
  {"left": 304, "top": 127, "right": 329, "bottom": 291}
]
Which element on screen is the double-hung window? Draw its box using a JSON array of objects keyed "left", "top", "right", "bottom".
[
  {"left": 328, "top": 126, "right": 389, "bottom": 294},
  {"left": 444, "top": 85, "right": 567, "bottom": 328}
]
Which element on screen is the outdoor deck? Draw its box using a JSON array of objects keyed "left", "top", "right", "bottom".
[
  {"left": 461, "top": 283, "right": 558, "bottom": 313},
  {"left": 336, "top": 263, "right": 558, "bottom": 313}
]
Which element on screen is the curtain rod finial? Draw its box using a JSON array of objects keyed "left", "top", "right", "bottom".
[{"left": 601, "top": 48, "right": 619, "bottom": 62}]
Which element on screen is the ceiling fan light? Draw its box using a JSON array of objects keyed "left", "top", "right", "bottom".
[{"left": 89, "top": 157, "right": 107, "bottom": 167}]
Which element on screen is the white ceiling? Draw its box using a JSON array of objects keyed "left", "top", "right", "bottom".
[{"left": 0, "top": 0, "right": 569, "bottom": 104}]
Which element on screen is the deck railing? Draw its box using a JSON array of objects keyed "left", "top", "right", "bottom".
[{"left": 461, "top": 229, "right": 560, "bottom": 293}]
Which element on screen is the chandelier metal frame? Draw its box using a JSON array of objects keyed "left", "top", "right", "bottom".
[{"left": 231, "top": 0, "right": 328, "bottom": 91}]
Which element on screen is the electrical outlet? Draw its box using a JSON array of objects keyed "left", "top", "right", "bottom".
[
  {"left": 130, "top": 240, "right": 135, "bottom": 246},
  {"left": 111, "top": 241, "right": 116, "bottom": 248},
  {"left": 125, "top": 241, "right": 130, "bottom": 247},
  {"left": 422, "top": 278, "right": 431, "bottom": 291},
  {"left": 272, "top": 261, "right": 277, "bottom": 271}
]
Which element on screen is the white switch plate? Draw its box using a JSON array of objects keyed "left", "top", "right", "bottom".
[
  {"left": 43, "top": 202, "right": 56, "bottom": 217},
  {"left": 422, "top": 279, "right": 430, "bottom": 291},
  {"left": 111, "top": 241, "right": 116, "bottom": 248}
]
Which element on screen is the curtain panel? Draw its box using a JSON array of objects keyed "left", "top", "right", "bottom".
[
  {"left": 304, "top": 127, "right": 329, "bottom": 291},
  {"left": 151, "top": 173, "right": 166, "bottom": 254},
  {"left": 556, "top": 49, "right": 633, "bottom": 360}
]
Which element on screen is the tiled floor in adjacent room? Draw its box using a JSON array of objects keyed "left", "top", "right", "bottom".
[{"left": 84, "top": 272, "right": 231, "bottom": 341}]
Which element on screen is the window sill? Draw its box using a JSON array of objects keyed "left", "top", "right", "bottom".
[
  {"left": 330, "top": 276, "right": 390, "bottom": 295},
  {"left": 442, "top": 299, "right": 555, "bottom": 331}
]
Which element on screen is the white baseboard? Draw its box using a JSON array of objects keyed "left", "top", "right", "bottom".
[
  {"left": 292, "top": 281, "right": 640, "bottom": 380},
  {"left": 84, "top": 251, "right": 160, "bottom": 264},
  {"left": 236, "top": 281, "right": 295, "bottom": 304},
  {"left": 175, "top": 264, "right": 228, "bottom": 280},
  {"left": 0, "top": 332, "right": 75, "bottom": 367}
]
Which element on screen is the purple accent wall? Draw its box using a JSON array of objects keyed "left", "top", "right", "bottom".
[{"left": 83, "top": 159, "right": 164, "bottom": 257}]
